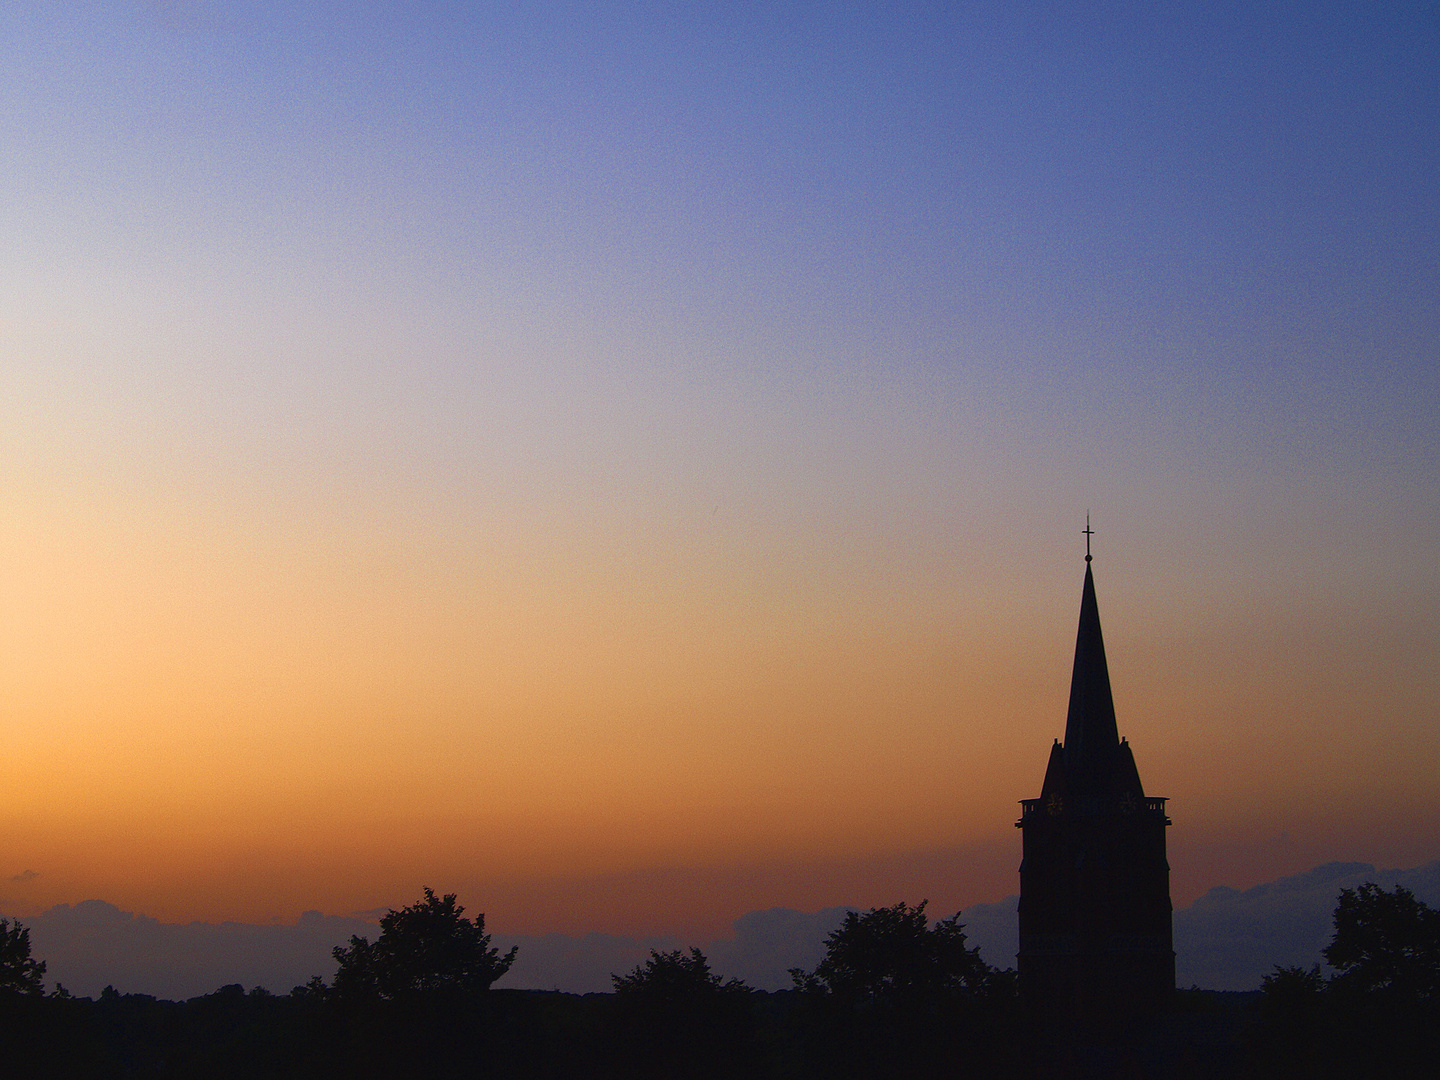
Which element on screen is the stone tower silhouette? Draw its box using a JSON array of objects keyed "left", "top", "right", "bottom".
[{"left": 1016, "top": 548, "right": 1174, "bottom": 1019}]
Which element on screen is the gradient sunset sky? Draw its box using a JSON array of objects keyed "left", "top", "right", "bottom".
[{"left": 2, "top": 2, "right": 1437, "bottom": 939}]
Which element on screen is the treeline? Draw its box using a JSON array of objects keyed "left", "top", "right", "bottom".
[{"left": 0, "top": 885, "right": 1435, "bottom": 1078}]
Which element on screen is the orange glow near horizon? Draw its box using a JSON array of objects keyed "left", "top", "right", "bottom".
[{"left": 2, "top": 466, "right": 1435, "bottom": 937}]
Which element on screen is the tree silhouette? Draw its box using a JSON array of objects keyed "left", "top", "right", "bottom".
[
  {"left": 331, "top": 888, "right": 516, "bottom": 1001},
  {"left": 791, "top": 900, "right": 994, "bottom": 1008},
  {"left": 0, "top": 917, "right": 46, "bottom": 996},
  {"left": 788, "top": 901, "right": 1016, "bottom": 1078},
  {"left": 611, "top": 949, "right": 754, "bottom": 1078},
  {"left": 612, "top": 947, "right": 750, "bottom": 999},
  {"left": 1323, "top": 882, "right": 1440, "bottom": 1002}
]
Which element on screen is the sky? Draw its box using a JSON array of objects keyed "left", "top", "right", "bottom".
[{"left": 1, "top": 2, "right": 1437, "bottom": 940}]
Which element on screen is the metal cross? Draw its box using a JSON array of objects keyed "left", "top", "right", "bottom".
[{"left": 1083, "top": 513, "right": 1094, "bottom": 563}]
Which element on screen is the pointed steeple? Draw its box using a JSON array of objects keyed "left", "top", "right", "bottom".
[
  {"left": 1018, "top": 539, "right": 1175, "bottom": 1020},
  {"left": 1062, "top": 562, "right": 1120, "bottom": 787}
]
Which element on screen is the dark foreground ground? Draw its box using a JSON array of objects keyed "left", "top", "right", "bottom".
[{"left": 6, "top": 984, "right": 1430, "bottom": 1080}]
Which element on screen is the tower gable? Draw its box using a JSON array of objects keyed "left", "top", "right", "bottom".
[{"left": 1039, "top": 739, "right": 1067, "bottom": 801}]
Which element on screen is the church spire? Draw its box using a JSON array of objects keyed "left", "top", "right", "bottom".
[
  {"left": 1061, "top": 543, "right": 1120, "bottom": 787},
  {"left": 1017, "top": 535, "right": 1175, "bottom": 1020}
]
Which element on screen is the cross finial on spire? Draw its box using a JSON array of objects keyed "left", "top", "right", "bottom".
[{"left": 1083, "top": 513, "right": 1094, "bottom": 563}]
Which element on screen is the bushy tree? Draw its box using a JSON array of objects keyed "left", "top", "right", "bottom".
[
  {"left": 1323, "top": 882, "right": 1440, "bottom": 1002},
  {"left": 331, "top": 888, "right": 516, "bottom": 1001},
  {"left": 613, "top": 947, "right": 750, "bottom": 1000},
  {"left": 0, "top": 917, "right": 46, "bottom": 996},
  {"left": 791, "top": 900, "right": 994, "bottom": 1008},
  {"left": 789, "top": 901, "right": 1015, "bottom": 1078},
  {"left": 611, "top": 949, "right": 754, "bottom": 1078},
  {"left": 1260, "top": 963, "right": 1325, "bottom": 1002}
]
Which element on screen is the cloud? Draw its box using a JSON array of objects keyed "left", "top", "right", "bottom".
[
  {"left": 952, "top": 896, "right": 1018, "bottom": 972},
  {"left": 1174, "top": 860, "right": 1440, "bottom": 990},
  {"left": 7, "top": 860, "right": 1437, "bottom": 998},
  {"left": 10, "top": 870, "right": 39, "bottom": 883},
  {"left": 14, "top": 901, "right": 379, "bottom": 1000},
  {"left": 706, "top": 906, "right": 851, "bottom": 990},
  {"left": 499, "top": 899, "right": 1015, "bottom": 994}
]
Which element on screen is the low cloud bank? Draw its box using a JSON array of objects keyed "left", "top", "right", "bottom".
[
  {"left": 12, "top": 900, "right": 991, "bottom": 998},
  {"left": 8, "top": 860, "right": 1436, "bottom": 999},
  {"left": 1174, "top": 859, "right": 1440, "bottom": 990},
  {"left": 502, "top": 900, "right": 1018, "bottom": 994},
  {"left": 18, "top": 902, "right": 378, "bottom": 1000}
]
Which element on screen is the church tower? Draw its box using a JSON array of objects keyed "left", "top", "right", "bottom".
[{"left": 1016, "top": 535, "right": 1174, "bottom": 1019}]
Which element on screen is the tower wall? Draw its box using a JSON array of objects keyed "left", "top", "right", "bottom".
[{"left": 1017, "top": 794, "right": 1174, "bottom": 1019}]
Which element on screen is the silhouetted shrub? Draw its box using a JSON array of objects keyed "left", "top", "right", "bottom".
[
  {"left": 792, "top": 900, "right": 994, "bottom": 1006},
  {"left": 330, "top": 887, "right": 517, "bottom": 1002},
  {"left": 0, "top": 917, "right": 47, "bottom": 996},
  {"left": 789, "top": 901, "right": 1018, "bottom": 1078},
  {"left": 1324, "top": 882, "right": 1440, "bottom": 1003},
  {"left": 610, "top": 948, "right": 756, "bottom": 1078}
]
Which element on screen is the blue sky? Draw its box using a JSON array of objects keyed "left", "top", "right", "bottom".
[{"left": 7, "top": 2, "right": 1436, "bottom": 481}]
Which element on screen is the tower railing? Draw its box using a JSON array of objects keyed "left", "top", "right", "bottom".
[{"left": 1017, "top": 796, "right": 1169, "bottom": 824}]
